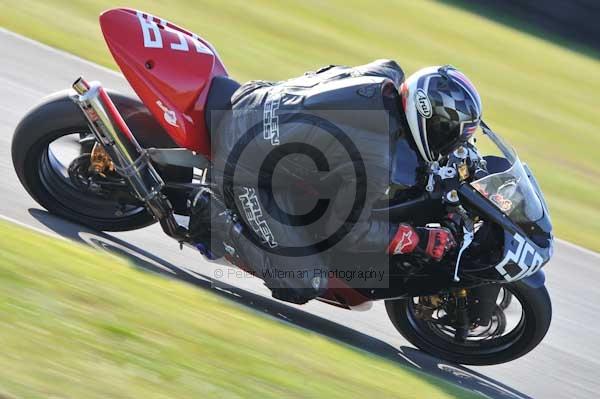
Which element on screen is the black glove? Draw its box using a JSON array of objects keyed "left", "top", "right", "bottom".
[
  {"left": 389, "top": 224, "right": 457, "bottom": 261},
  {"left": 415, "top": 226, "right": 457, "bottom": 261}
]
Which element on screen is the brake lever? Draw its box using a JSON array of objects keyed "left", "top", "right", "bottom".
[
  {"left": 448, "top": 202, "right": 475, "bottom": 283},
  {"left": 435, "top": 147, "right": 477, "bottom": 282},
  {"left": 453, "top": 225, "right": 474, "bottom": 282}
]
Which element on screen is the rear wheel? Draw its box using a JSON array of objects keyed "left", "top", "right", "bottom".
[
  {"left": 12, "top": 113, "right": 155, "bottom": 232},
  {"left": 385, "top": 281, "right": 552, "bottom": 365}
]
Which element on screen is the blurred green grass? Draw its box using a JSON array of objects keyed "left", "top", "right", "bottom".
[
  {"left": 0, "top": 220, "right": 479, "bottom": 398},
  {"left": 0, "top": 0, "right": 599, "bottom": 251}
]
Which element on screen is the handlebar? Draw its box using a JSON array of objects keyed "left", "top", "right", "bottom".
[{"left": 425, "top": 142, "right": 487, "bottom": 282}]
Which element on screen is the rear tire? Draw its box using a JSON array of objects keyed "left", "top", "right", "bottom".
[
  {"left": 385, "top": 281, "right": 552, "bottom": 365},
  {"left": 11, "top": 94, "right": 155, "bottom": 231}
]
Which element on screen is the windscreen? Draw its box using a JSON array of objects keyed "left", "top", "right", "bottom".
[{"left": 470, "top": 129, "right": 544, "bottom": 224}]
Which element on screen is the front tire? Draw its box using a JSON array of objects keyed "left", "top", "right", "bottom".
[{"left": 385, "top": 281, "right": 552, "bottom": 365}]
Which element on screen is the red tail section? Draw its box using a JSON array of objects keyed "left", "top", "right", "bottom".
[{"left": 99, "top": 8, "right": 227, "bottom": 157}]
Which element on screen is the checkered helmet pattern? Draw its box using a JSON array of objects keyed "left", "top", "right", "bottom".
[{"left": 401, "top": 65, "right": 482, "bottom": 162}]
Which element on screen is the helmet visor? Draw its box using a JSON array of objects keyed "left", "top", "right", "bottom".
[{"left": 459, "top": 119, "right": 480, "bottom": 141}]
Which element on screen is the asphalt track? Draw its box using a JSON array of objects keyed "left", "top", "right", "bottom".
[{"left": 1, "top": 28, "right": 598, "bottom": 398}]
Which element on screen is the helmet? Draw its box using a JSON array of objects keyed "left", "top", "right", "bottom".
[{"left": 400, "top": 65, "right": 482, "bottom": 162}]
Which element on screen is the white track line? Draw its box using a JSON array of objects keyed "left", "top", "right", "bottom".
[
  {"left": 556, "top": 238, "right": 600, "bottom": 259},
  {"left": 0, "top": 214, "right": 64, "bottom": 239},
  {"left": 1, "top": 27, "right": 599, "bottom": 258},
  {"left": 3, "top": 211, "right": 598, "bottom": 259},
  {"left": 0, "top": 27, "right": 122, "bottom": 78}
]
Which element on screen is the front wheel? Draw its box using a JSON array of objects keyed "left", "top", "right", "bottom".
[{"left": 385, "top": 281, "right": 552, "bottom": 365}]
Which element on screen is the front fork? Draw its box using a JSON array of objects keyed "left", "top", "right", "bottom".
[
  {"left": 453, "top": 288, "right": 470, "bottom": 342},
  {"left": 71, "top": 77, "right": 187, "bottom": 241}
]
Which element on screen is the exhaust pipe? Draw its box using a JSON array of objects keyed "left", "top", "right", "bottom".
[{"left": 71, "top": 77, "right": 187, "bottom": 240}]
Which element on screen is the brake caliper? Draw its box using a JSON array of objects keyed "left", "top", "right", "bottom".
[
  {"left": 414, "top": 295, "right": 444, "bottom": 321},
  {"left": 89, "top": 142, "right": 115, "bottom": 176}
]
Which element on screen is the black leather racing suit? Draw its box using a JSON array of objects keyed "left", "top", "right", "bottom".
[{"left": 208, "top": 59, "right": 421, "bottom": 303}]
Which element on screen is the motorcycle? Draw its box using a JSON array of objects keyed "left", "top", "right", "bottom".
[{"left": 11, "top": 8, "right": 553, "bottom": 365}]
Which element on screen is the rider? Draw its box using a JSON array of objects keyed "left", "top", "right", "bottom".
[{"left": 190, "top": 60, "right": 482, "bottom": 304}]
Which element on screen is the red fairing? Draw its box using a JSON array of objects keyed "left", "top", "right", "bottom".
[{"left": 99, "top": 8, "right": 227, "bottom": 157}]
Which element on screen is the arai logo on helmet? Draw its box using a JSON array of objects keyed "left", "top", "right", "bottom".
[{"left": 414, "top": 89, "right": 433, "bottom": 119}]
